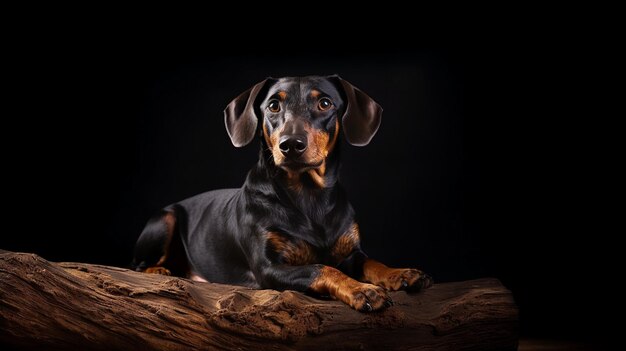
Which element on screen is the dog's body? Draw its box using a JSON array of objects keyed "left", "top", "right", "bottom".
[{"left": 132, "top": 76, "right": 432, "bottom": 311}]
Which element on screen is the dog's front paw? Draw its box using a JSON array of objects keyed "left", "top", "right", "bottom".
[
  {"left": 405, "top": 270, "right": 433, "bottom": 292},
  {"left": 343, "top": 283, "right": 393, "bottom": 312},
  {"left": 378, "top": 268, "right": 433, "bottom": 292}
]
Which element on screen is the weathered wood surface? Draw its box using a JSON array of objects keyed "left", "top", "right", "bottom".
[{"left": 0, "top": 250, "right": 518, "bottom": 350}]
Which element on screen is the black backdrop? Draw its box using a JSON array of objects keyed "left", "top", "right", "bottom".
[{"left": 3, "top": 46, "right": 606, "bottom": 344}]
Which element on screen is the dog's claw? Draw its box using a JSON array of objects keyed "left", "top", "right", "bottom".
[{"left": 362, "top": 302, "right": 373, "bottom": 312}]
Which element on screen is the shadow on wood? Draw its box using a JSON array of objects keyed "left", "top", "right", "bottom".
[{"left": 0, "top": 250, "right": 518, "bottom": 350}]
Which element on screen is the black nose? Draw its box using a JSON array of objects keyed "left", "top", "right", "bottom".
[{"left": 279, "top": 135, "right": 307, "bottom": 158}]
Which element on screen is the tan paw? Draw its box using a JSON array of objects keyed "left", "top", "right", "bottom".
[
  {"left": 344, "top": 283, "right": 393, "bottom": 312},
  {"left": 144, "top": 266, "right": 171, "bottom": 276},
  {"left": 377, "top": 268, "right": 433, "bottom": 292}
]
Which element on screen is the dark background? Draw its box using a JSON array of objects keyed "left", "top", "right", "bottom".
[{"left": 3, "top": 42, "right": 606, "bottom": 344}]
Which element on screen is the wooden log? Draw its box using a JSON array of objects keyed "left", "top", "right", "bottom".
[{"left": 0, "top": 250, "right": 518, "bottom": 350}]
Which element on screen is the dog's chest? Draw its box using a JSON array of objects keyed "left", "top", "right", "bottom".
[{"left": 265, "top": 224, "right": 359, "bottom": 266}]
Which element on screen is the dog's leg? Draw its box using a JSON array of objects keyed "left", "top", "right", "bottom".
[
  {"left": 256, "top": 264, "right": 392, "bottom": 312},
  {"left": 309, "top": 265, "right": 393, "bottom": 312},
  {"left": 332, "top": 223, "right": 433, "bottom": 292},
  {"left": 132, "top": 208, "right": 188, "bottom": 276},
  {"left": 361, "top": 259, "right": 433, "bottom": 292}
]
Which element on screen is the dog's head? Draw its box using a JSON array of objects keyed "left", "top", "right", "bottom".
[{"left": 224, "top": 75, "right": 382, "bottom": 175}]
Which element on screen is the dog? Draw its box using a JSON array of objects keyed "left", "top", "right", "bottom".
[{"left": 132, "top": 75, "right": 432, "bottom": 312}]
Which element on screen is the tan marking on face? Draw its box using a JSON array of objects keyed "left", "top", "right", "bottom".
[
  {"left": 269, "top": 123, "right": 286, "bottom": 165},
  {"left": 310, "top": 90, "right": 321, "bottom": 98},
  {"left": 301, "top": 124, "right": 329, "bottom": 164},
  {"left": 310, "top": 126, "right": 330, "bottom": 158},
  {"left": 277, "top": 91, "right": 287, "bottom": 100},
  {"left": 266, "top": 232, "right": 316, "bottom": 266},
  {"left": 332, "top": 223, "right": 360, "bottom": 261},
  {"left": 269, "top": 118, "right": 338, "bottom": 190},
  {"left": 270, "top": 122, "right": 327, "bottom": 176}
]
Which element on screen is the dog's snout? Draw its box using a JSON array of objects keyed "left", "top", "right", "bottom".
[{"left": 279, "top": 135, "right": 307, "bottom": 158}]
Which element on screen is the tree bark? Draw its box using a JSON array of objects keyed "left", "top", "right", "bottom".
[{"left": 0, "top": 250, "right": 518, "bottom": 350}]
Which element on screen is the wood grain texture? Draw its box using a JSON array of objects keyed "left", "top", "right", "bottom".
[{"left": 0, "top": 250, "right": 518, "bottom": 350}]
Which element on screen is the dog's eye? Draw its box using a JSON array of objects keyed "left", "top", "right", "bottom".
[
  {"left": 267, "top": 100, "right": 281, "bottom": 113},
  {"left": 318, "top": 98, "right": 333, "bottom": 111}
]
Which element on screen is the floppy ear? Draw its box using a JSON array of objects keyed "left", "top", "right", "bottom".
[
  {"left": 332, "top": 76, "right": 383, "bottom": 146},
  {"left": 224, "top": 79, "right": 269, "bottom": 147}
]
